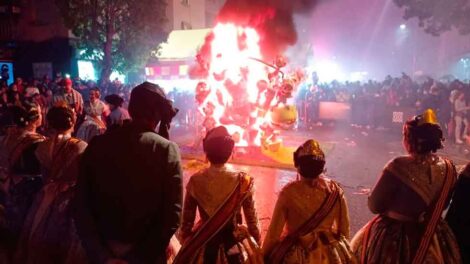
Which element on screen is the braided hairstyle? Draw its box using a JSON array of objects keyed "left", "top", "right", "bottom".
[{"left": 47, "top": 103, "right": 76, "bottom": 132}]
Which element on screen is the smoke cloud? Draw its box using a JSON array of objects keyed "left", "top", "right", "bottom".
[
  {"left": 190, "top": 0, "right": 317, "bottom": 78},
  {"left": 215, "top": 0, "right": 317, "bottom": 59}
]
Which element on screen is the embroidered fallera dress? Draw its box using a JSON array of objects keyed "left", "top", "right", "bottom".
[
  {"left": 15, "top": 135, "right": 88, "bottom": 264},
  {"left": 180, "top": 165, "right": 261, "bottom": 263},
  {"left": 263, "top": 177, "right": 357, "bottom": 264},
  {"left": 351, "top": 155, "right": 461, "bottom": 264},
  {"left": 0, "top": 130, "right": 45, "bottom": 262}
]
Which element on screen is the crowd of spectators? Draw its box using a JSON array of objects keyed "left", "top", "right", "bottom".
[
  {"left": 0, "top": 75, "right": 133, "bottom": 110},
  {"left": 0, "top": 75, "right": 133, "bottom": 132},
  {"left": 2, "top": 72, "right": 470, "bottom": 144},
  {"left": 295, "top": 74, "right": 470, "bottom": 142},
  {"left": 163, "top": 73, "right": 470, "bottom": 144}
]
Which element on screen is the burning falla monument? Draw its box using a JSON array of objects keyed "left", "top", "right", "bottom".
[{"left": 192, "top": 0, "right": 316, "bottom": 152}]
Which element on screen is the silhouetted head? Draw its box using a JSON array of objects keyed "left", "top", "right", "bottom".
[
  {"left": 403, "top": 109, "right": 444, "bottom": 155},
  {"left": 128, "top": 82, "right": 178, "bottom": 139},
  {"left": 293, "top": 139, "right": 326, "bottom": 179},
  {"left": 203, "top": 126, "right": 235, "bottom": 165},
  {"left": 47, "top": 103, "right": 76, "bottom": 133}
]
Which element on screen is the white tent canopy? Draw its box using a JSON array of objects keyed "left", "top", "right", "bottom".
[{"left": 157, "top": 28, "right": 212, "bottom": 60}]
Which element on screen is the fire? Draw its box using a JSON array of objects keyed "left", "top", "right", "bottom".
[{"left": 196, "top": 23, "right": 301, "bottom": 147}]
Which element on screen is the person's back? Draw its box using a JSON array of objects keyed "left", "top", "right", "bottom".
[
  {"left": 368, "top": 155, "right": 447, "bottom": 220},
  {"left": 263, "top": 139, "right": 355, "bottom": 264},
  {"left": 0, "top": 104, "right": 45, "bottom": 262},
  {"left": 269, "top": 178, "right": 349, "bottom": 238},
  {"left": 79, "top": 123, "right": 181, "bottom": 244},
  {"left": 185, "top": 166, "right": 240, "bottom": 218},
  {"left": 15, "top": 104, "right": 88, "bottom": 264},
  {"left": 74, "top": 82, "right": 182, "bottom": 264},
  {"left": 351, "top": 109, "right": 461, "bottom": 264},
  {"left": 176, "top": 126, "right": 260, "bottom": 264}
]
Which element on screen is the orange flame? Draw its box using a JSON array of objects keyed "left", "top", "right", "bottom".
[{"left": 198, "top": 23, "right": 288, "bottom": 147}]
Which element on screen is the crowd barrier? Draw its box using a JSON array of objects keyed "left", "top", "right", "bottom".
[{"left": 310, "top": 101, "right": 416, "bottom": 128}]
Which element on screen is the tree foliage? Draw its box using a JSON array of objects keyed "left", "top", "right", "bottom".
[
  {"left": 55, "top": 0, "right": 169, "bottom": 81},
  {"left": 394, "top": 0, "right": 470, "bottom": 36}
]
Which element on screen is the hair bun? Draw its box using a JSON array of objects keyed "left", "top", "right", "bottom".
[
  {"left": 47, "top": 105, "right": 75, "bottom": 131},
  {"left": 404, "top": 122, "right": 444, "bottom": 154}
]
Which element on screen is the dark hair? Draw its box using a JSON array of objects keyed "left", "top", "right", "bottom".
[
  {"left": 90, "top": 87, "right": 100, "bottom": 94},
  {"left": 295, "top": 156, "right": 325, "bottom": 179},
  {"left": 47, "top": 105, "right": 75, "bottom": 131},
  {"left": 203, "top": 137, "right": 234, "bottom": 164},
  {"left": 9, "top": 106, "right": 27, "bottom": 127},
  {"left": 404, "top": 120, "right": 444, "bottom": 154},
  {"left": 8, "top": 102, "right": 40, "bottom": 127},
  {"left": 105, "top": 94, "right": 124, "bottom": 107}
]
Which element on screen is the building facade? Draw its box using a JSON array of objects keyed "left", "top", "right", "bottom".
[
  {"left": 5, "top": 0, "right": 226, "bottom": 81},
  {"left": 0, "top": 0, "right": 22, "bottom": 83},
  {"left": 166, "top": 0, "right": 225, "bottom": 31},
  {"left": 0, "top": 0, "right": 75, "bottom": 80}
]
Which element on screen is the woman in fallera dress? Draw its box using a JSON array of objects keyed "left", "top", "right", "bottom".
[
  {"left": 15, "top": 104, "right": 88, "bottom": 264},
  {"left": 175, "top": 126, "right": 261, "bottom": 264},
  {"left": 263, "top": 139, "right": 357, "bottom": 264},
  {"left": 350, "top": 109, "right": 461, "bottom": 264},
  {"left": 0, "top": 103, "right": 45, "bottom": 262}
]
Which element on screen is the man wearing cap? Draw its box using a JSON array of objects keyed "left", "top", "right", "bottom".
[
  {"left": 52, "top": 77, "right": 83, "bottom": 115},
  {"left": 74, "top": 82, "right": 182, "bottom": 264}
]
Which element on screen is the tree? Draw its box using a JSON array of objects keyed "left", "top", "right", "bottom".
[
  {"left": 55, "top": 0, "right": 169, "bottom": 82},
  {"left": 393, "top": 0, "right": 470, "bottom": 36}
]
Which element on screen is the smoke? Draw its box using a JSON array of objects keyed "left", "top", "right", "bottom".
[
  {"left": 190, "top": 0, "right": 317, "bottom": 79},
  {"left": 216, "top": 0, "right": 317, "bottom": 60}
]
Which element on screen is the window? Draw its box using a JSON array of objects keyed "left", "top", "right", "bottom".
[{"left": 181, "top": 0, "right": 189, "bottom": 6}]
